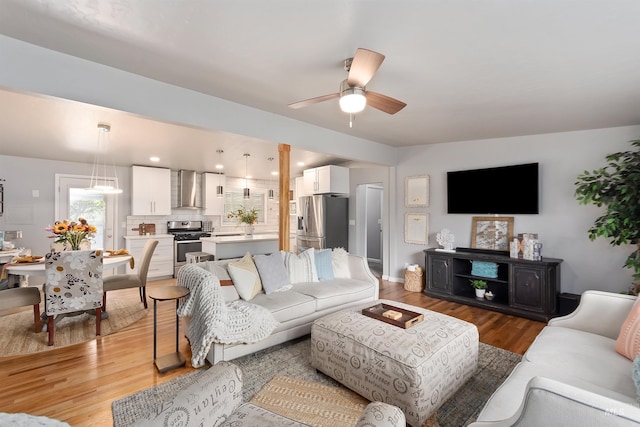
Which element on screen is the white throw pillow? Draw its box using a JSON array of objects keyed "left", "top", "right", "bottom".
[
  {"left": 227, "top": 252, "right": 262, "bottom": 301},
  {"left": 332, "top": 247, "right": 351, "bottom": 278},
  {"left": 281, "top": 248, "right": 318, "bottom": 283}
]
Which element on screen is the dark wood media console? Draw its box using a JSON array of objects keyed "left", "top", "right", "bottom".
[{"left": 424, "top": 248, "right": 563, "bottom": 321}]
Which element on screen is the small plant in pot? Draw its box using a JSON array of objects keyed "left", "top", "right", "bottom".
[{"left": 470, "top": 279, "right": 487, "bottom": 298}]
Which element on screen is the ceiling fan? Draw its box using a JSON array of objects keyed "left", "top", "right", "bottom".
[{"left": 288, "top": 48, "right": 407, "bottom": 118}]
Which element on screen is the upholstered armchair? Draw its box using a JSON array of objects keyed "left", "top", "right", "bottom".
[
  {"left": 103, "top": 239, "right": 158, "bottom": 312},
  {"left": 130, "top": 361, "right": 406, "bottom": 427},
  {"left": 44, "top": 250, "right": 103, "bottom": 346}
]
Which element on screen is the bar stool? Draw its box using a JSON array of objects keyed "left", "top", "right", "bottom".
[{"left": 185, "top": 252, "right": 213, "bottom": 264}]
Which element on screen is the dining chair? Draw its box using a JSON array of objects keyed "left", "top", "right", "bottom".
[
  {"left": 0, "top": 286, "right": 42, "bottom": 332},
  {"left": 44, "top": 250, "right": 103, "bottom": 346},
  {"left": 102, "top": 239, "right": 158, "bottom": 312}
]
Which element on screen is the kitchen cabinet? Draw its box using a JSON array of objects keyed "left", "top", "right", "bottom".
[
  {"left": 295, "top": 176, "right": 307, "bottom": 199},
  {"left": 424, "top": 248, "right": 562, "bottom": 321},
  {"left": 201, "top": 234, "right": 279, "bottom": 260},
  {"left": 303, "top": 165, "right": 349, "bottom": 195},
  {"left": 124, "top": 235, "right": 174, "bottom": 280},
  {"left": 202, "top": 172, "right": 226, "bottom": 215},
  {"left": 131, "top": 166, "right": 172, "bottom": 215}
]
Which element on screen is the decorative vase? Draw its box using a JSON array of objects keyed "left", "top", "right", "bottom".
[
  {"left": 475, "top": 288, "right": 486, "bottom": 299},
  {"left": 244, "top": 225, "right": 255, "bottom": 236}
]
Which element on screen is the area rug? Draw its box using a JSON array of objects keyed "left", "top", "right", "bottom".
[
  {"left": 250, "top": 375, "right": 369, "bottom": 426},
  {"left": 112, "top": 337, "right": 522, "bottom": 427},
  {"left": 0, "top": 290, "right": 148, "bottom": 357}
]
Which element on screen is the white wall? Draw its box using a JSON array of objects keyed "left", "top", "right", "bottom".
[
  {"left": 0, "top": 155, "right": 131, "bottom": 256},
  {"left": 393, "top": 125, "right": 640, "bottom": 294}
]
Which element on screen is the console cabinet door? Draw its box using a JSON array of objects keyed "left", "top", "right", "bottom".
[
  {"left": 510, "top": 265, "right": 545, "bottom": 312},
  {"left": 428, "top": 255, "right": 452, "bottom": 293}
]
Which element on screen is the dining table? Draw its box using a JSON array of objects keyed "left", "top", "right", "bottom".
[
  {"left": 2, "top": 254, "right": 133, "bottom": 277},
  {"left": 1, "top": 254, "right": 134, "bottom": 326}
]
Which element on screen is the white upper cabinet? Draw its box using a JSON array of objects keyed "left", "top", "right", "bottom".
[
  {"left": 303, "top": 165, "right": 349, "bottom": 195},
  {"left": 202, "top": 172, "right": 225, "bottom": 215},
  {"left": 131, "top": 165, "right": 172, "bottom": 215}
]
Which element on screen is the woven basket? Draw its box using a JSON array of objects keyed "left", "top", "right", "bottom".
[{"left": 404, "top": 267, "right": 424, "bottom": 292}]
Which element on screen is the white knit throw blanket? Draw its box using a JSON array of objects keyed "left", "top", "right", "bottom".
[{"left": 176, "top": 264, "right": 279, "bottom": 368}]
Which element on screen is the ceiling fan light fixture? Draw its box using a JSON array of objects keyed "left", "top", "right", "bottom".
[{"left": 339, "top": 81, "right": 366, "bottom": 113}]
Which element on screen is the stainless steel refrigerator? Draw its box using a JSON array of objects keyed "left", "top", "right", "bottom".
[{"left": 297, "top": 195, "right": 348, "bottom": 251}]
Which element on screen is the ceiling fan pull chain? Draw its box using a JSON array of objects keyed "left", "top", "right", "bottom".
[{"left": 349, "top": 113, "right": 354, "bottom": 128}]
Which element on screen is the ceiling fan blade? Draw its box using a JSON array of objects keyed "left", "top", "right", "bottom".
[
  {"left": 366, "top": 91, "right": 407, "bottom": 115},
  {"left": 288, "top": 93, "right": 339, "bottom": 109},
  {"left": 347, "top": 48, "right": 385, "bottom": 88}
]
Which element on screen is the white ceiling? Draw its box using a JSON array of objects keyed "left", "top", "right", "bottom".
[{"left": 1, "top": 0, "right": 639, "bottom": 178}]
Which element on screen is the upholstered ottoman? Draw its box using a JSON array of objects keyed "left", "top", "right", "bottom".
[{"left": 311, "top": 299, "right": 479, "bottom": 427}]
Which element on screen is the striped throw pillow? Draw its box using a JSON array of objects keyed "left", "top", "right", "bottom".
[
  {"left": 281, "top": 248, "right": 318, "bottom": 284},
  {"left": 616, "top": 297, "right": 640, "bottom": 360}
]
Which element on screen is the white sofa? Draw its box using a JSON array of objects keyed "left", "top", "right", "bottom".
[
  {"left": 470, "top": 291, "right": 640, "bottom": 426},
  {"left": 180, "top": 253, "right": 379, "bottom": 366}
]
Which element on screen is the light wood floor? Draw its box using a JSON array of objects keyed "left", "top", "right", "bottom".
[{"left": 0, "top": 278, "right": 545, "bottom": 426}]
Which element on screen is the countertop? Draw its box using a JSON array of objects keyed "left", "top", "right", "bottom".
[
  {"left": 124, "top": 234, "right": 173, "bottom": 240},
  {"left": 201, "top": 234, "right": 279, "bottom": 243}
]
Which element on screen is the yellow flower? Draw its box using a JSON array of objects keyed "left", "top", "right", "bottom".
[{"left": 54, "top": 223, "right": 68, "bottom": 234}]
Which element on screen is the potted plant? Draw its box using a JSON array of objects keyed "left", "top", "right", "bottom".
[
  {"left": 227, "top": 206, "right": 258, "bottom": 235},
  {"left": 470, "top": 279, "right": 487, "bottom": 298},
  {"left": 575, "top": 139, "right": 640, "bottom": 294}
]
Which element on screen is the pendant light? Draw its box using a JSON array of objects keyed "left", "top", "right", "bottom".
[
  {"left": 243, "top": 153, "right": 251, "bottom": 200},
  {"left": 268, "top": 157, "right": 275, "bottom": 200},
  {"left": 215, "top": 149, "right": 224, "bottom": 198},
  {"left": 86, "top": 123, "right": 122, "bottom": 194}
]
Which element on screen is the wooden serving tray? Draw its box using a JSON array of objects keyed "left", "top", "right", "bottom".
[{"left": 362, "top": 303, "right": 424, "bottom": 329}]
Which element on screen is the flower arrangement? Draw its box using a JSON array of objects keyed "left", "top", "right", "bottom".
[
  {"left": 227, "top": 206, "right": 258, "bottom": 225},
  {"left": 46, "top": 218, "right": 97, "bottom": 250}
]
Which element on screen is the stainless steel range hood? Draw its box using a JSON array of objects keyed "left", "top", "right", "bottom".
[{"left": 177, "top": 170, "right": 202, "bottom": 209}]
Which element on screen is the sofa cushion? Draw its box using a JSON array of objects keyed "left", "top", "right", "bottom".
[
  {"left": 282, "top": 248, "right": 318, "bottom": 283},
  {"left": 292, "top": 279, "right": 375, "bottom": 311},
  {"left": 250, "top": 290, "right": 317, "bottom": 323},
  {"left": 525, "top": 326, "right": 634, "bottom": 397},
  {"left": 332, "top": 247, "right": 350, "bottom": 278},
  {"left": 616, "top": 297, "right": 640, "bottom": 360},
  {"left": 315, "top": 249, "right": 335, "bottom": 281},
  {"left": 253, "top": 252, "right": 291, "bottom": 294},
  {"left": 228, "top": 253, "right": 263, "bottom": 301}
]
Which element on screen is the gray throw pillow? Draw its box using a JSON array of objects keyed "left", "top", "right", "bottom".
[{"left": 253, "top": 253, "right": 291, "bottom": 294}]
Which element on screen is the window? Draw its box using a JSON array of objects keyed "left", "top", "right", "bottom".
[{"left": 222, "top": 190, "right": 266, "bottom": 225}]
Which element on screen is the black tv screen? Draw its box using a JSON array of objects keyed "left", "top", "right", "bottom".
[{"left": 447, "top": 163, "right": 539, "bottom": 214}]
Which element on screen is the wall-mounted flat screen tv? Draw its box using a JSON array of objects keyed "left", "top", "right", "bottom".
[{"left": 447, "top": 163, "right": 539, "bottom": 214}]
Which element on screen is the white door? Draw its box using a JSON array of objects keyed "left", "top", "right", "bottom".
[{"left": 56, "top": 175, "right": 117, "bottom": 251}]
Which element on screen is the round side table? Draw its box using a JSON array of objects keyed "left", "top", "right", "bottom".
[{"left": 148, "top": 286, "right": 190, "bottom": 373}]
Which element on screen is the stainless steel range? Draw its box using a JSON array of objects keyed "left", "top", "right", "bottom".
[{"left": 167, "top": 220, "right": 211, "bottom": 277}]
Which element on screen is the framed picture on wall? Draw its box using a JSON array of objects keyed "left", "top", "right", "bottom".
[
  {"left": 405, "top": 213, "right": 429, "bottom": 244},
  {"left": 405, "top": 175, "right": 429, "bottom": 207},
  {"left": 471, "top": 216, "right": 514, "bottom": 251}
]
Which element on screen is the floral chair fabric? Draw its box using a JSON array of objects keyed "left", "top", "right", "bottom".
[{"left": 45, "top": 250, "right": 104, "bottom": 315}]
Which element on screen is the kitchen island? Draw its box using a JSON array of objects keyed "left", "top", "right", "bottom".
[{"left": 200, "top": 234, "right": 279, "bottom": 260}]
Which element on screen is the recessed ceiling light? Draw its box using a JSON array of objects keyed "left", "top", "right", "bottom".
[
  {"left": 149, "top": 156, "right": 160, "bottom": 162},
  {"left": 297, "top": 161, "right": 305, "bottom": 166},
  {"left": 271, "top": 171, "right": 279, "bottom": 176},
  {"left": 215, "top": 164, "right": 224, "bottom": 169},
  {"left": 246, "top": 175, "right": 252, "bottom": 179}
]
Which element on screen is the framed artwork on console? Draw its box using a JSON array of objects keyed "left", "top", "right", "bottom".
[
  {"left": 471, "top": 216, "right": 514, "bottom": 251},
  {"left": 405, "top": 175, "right": 429, "bottom": 207},
  {"left": 405, "top": 213, "right": 429, "bottom": 244}
]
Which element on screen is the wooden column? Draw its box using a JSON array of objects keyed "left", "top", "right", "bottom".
[{"left": 278, "top": 144, "right": 291, "bottom": 252}]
